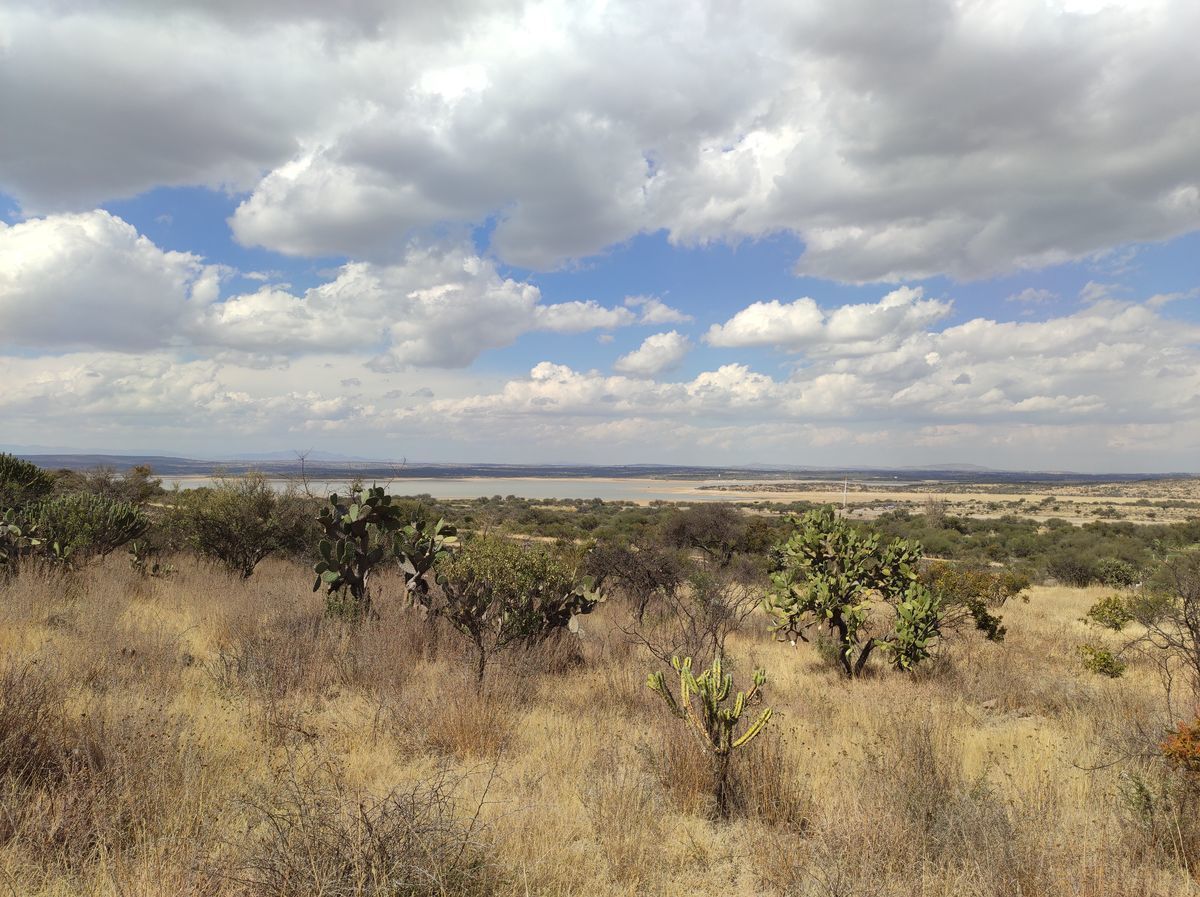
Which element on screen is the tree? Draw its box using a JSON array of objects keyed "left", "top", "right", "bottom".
[
  {"left": 764, "top": 506, "right": 942, "bottom": 677},
  {"left": 432, "top": 536, "right": 600, "bottom": 684}
]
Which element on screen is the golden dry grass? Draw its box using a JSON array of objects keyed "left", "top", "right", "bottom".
[{"left": 1, "top": 560, "right": 1198, "bottom": 896}]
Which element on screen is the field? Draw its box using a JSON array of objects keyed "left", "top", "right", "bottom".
[{"left": 2, "top": 554, "right": 1199, "bottom": 897}]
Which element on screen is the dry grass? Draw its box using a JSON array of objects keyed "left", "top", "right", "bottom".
[{"left": 1, "top": 561, "right": 1198, "bottom": 896}]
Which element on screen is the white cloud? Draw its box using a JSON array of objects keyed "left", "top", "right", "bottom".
[
  {"left": 2, "top": 0, "right": 1197, "bottom": 279},
  {"left": 705, "top": 287, "right": 951, "bottom": 351},
  {"left": 614, "top": 331, "right": 691, "bottom": 377},
  {"left": 624, "top": 295, "right": 693, "bottom": 324},
  {"left": 0, "top": 210, "right": 219, "bottom": 351},
  {"left": 0, "top": 212, "right": 640, "bottom": 367}
]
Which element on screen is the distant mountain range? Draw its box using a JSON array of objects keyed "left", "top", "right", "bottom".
[{"left": 5, "top": 451, "right": 1192, "bottom": 484}]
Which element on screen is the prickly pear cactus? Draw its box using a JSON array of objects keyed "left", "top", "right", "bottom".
[{"left": 313, "top": 485, "right": 407, "bottom": 618}]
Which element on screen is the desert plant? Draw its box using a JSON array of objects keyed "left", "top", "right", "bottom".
[
  {"left": 923, "top": 562, "right": 1028, "bottom": 642},
  {"left": 394, "top": 517, "right": 458, "bottom": 601},
  {"left": 29, "top": 492, "right": 148, "bottom": 562},
  {"left": 313, "top": 485, "right": 409, "bottom": 619},
  {"left": 660, "top": 504, "right": 747, "bottom": 568},
  {"left": 0, "top": 509, "right": 42, "bottom": 577},
  {"left": 1086, "top": 594, "right": 1134, "bottom": 631},
  {"left": 0, "top": 453, "right": 53, "bottom": 511},
  {"left": 628, "top": 564, "right": 760, "bottom": 668},
  {"left": 646, "top": 655, "right": 772, "bottom": 819},
  {"left": 1161, "top": 716, "right": 1200, "bottom": 774},
  {"left": 127, "top": 540, "right": 175, "bottom": 578},
  {"left": 1098, "top": 557, "right": 1141, "bottom": 589},
  {"left": 764, "top": 506, "right": 942, "bottom": 677},
  {"left": 433, "top": 535, "right": 601, "bottom": 684},
  {"left": 1127, "top": 550, "right": 1200, "bottom": 712},
  {"left": 1078, "top": 643, "right": 1126, "bottom": 678},
  {"left": 182, "top": 474, "right": 312, "bottom": 579}
]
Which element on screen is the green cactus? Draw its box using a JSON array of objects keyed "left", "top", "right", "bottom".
[
  {"left": 646, "top": 655, "right": 772, "bottom": 818},
  {"left": 764, "top": 505, "right": 942, "bottom": 677},
  {"left": 313, "top": 485, "right": 408, "bottom": 619},
  {"left": 395, "top": 517, "right": 458, "bottom": 602},
  {"left": 29, "top": 492, "right": 149, "bottom": 564},
  {"left": 0, "top": 453, "right": 54, "bottom": 512},
  {"left": 0, "top": 509, "right": 42, "bottom": 577}
]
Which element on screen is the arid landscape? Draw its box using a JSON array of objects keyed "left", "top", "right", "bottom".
[{"left": 2, "top": 457, "right": 1199, "bottom": 896}]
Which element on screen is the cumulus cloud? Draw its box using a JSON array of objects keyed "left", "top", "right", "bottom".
[
  {"left": 3, "top": 0, "right": 1198, "bottom": 279},
  {"left": 624, "top": 295, "right": 693, "bottom": 324},
  {"left": 613, "top": 331, "right": 691, "bottom": 377},
  {"left": 0, "top": 211, "right": 640, "bottom": 367},
  {"left": 705, "top": 287, "right": 951, "bottom": 352},
  {"left": 0, "top": 210, "right": 220, "bottom": 351}
]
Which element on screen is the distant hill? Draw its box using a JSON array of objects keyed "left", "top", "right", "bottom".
[{"left": 10, "top": 454, "right": 1192, "bottom": 484}]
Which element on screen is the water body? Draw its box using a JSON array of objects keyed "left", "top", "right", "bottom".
[{"left": 163, "top": 476, "right": 759, "bottom": 502}]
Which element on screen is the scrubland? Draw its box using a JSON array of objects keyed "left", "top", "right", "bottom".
[{"left": 2, "top": 556, "right": 1198, "bottom": 897}]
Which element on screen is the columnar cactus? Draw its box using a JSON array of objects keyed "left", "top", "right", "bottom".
[{"left": 647, "top": 655, "right": 772, "bottom": 818}]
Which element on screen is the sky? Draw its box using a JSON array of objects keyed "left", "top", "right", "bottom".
[{"left": 1, "top": 0, "right": 1198, "bottom": 472}]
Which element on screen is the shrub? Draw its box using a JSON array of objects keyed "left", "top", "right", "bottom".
[
  {"left": 1046, "top": 553, "right": 1097, "bottom": 587},
  {"left": 764, "top": 506, "right": 942, "bottom": 677},
  {"left": 1097, "top": 557, "right": 1141, "bottom": 589},
  {"left": 646, "top": 655, "right": 772, "bottom": 819},
  {"left": 924, "top": 562, "right": 1028, "bottom": 641},
  {"left": 1078, "top": 643, "right": 1126, "bottom": 678},
  {"left": 433, "top": 535, "right": 600, "bottom": 683},
  {"left": 660, "top": 504, "right": 747, "bottom": 568},
  {"left": 180, "top": 473, "right": 313, "bottom": 579},
  {"left": 1086, "top": 595, "right": 1134, "bottom": 631},
  {"left": 1161, "top": 717, "right": 1200, "bottom": 774},
  {"left": 234, "top": 751, "right": 497, "bottom": 897},
  {"left": 1129, "top": 550, "right": 1200, "bottom": 707}
]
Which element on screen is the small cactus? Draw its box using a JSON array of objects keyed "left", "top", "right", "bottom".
[{"left": 647, "top": 655, "right": 772, "bottom": 818}]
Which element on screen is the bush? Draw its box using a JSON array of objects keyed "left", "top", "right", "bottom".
[
  {"left": 178, "top": 474, "right": 314, "bottom": 578},
  {"left": 924, "top": 562, "right": 1028, "bottom": 641},
  {"left": 1161, "top": 717, "right": 1200, "bottom": 774},
  {"left": 1097, "top": 557, "right": 1141, "bottom": 589},
  {"left": 1086, "top": 595, "right": 1134, "bottom": 631},
  {"left": 234, "top": 750, "right": 498, "bottom": 897},
  {"left": 1078, "top": 643, "right": 1126, "bottom": 678},
  {"left": 1046, "top": 553, "right": 1097, "bottom": 587},
  {"left": 433, "top": 535, "right": 600, "bottom": 683}
]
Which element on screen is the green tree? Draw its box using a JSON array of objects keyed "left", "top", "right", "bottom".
[{"left": 433, "top": 535, "right": 600, "bottom": 684}]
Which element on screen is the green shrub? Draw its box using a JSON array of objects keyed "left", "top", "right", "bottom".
[
  {"left": 923, "top": 563, "right": 1029, "bottom": 642},
  {"left": 1096, "top": 557, "right": 1140, "bottom": 589},
  {"left": 433, "top": 535, "right": 601, "bottom": 683},
  {"left": 1085, "top": 595, "right": 1134, "bottom": 631},
  {"left": 1078, "top": 643, "right": 1126, "bottom": 678},
  {"left": 179, "top": 474, "right": 313, "bottom": 579}
]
